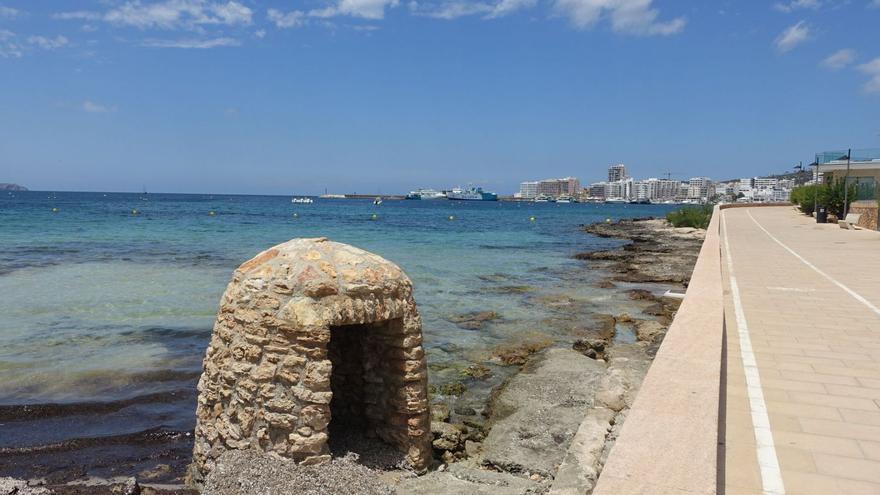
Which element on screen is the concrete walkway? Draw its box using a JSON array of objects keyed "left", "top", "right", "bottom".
[{"left": 721, "top": 207, "right": 880, "bottom": 495}]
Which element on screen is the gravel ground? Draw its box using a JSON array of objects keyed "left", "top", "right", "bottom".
[{"left": 202, "top": 450, "right": 397, "bottom": 495}]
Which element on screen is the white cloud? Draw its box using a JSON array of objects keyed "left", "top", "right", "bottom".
[
  {"left": 821, "top": 48, "right": 856, "bottom": 70},
  {"left": 773, "top": 0, "right": 820, "bottom": 13},
  {"left": 774, "top": 20, "right": 809, "bottom": 53},
  {"left": 254, "top": 28, "right": 266, "bottom": 38},
  {"left": 83, "top": 100, "right": 117, "bottom": 113},
  {"left": 141, "top": 36, "right": 240, "bottom": 48},
  {"left": 56, "top": 1, "right": 252, "bottom": 30},
  {"left": 27, "top": 35, "right": 69, "bottom": 50},
  {"left": 0, "top": 28, "right": 22, "bottom": 58},
  {"left": 53, "top": 11, "right": 102, "bottom": 21},
  {"left": 485, "top": 0, "right": 537, "bottom": 18},
  {"left": 267, "top": 8, "right": 305, "bottom": 28},
  {"left": 858, "top": 57, "right": 880, "bottom": 94},
  {"left": 870, "top": 0, "right": 880, "bottom": 8},
  {"left": 415, "top": 0, "right": 536, "bottom": 20},
  {"left": 552, "top": 0, "right": 686, "bottom": 36},
  {"left": 0, "top": 4, "right": 19, "bottom": 20},
  {"left": 308, "top": 0, "right": 400, "bottom": 20}
]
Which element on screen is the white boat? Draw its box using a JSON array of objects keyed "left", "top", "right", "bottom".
[
  {"left": 534, "top": 194, "right": 554, "bottom": 203},
  {"left": 292, "top": 197, "right": 314, "bottom": 204},
  {"left": 406, "top": 188, "right": 447, "bottom": 200},
  {"left": 605, "top": 197, "right": 627, "bottom": 204},
  {"left": 373, "top": 197, "right": 383, "bottom": 205},
  {"left": 556, "top": 195, "right": 576, "bottom": 203}
]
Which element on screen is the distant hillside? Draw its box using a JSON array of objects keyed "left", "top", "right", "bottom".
[{"left": 0, "top": 183, "right": 28, "bottom": 191}]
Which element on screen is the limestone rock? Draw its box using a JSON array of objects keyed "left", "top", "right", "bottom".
[{"left": 481, "top": 348, "right": 605, "bottom": 477}]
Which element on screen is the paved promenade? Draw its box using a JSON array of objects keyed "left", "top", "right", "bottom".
[{"left": 721, "top": 207, "right": 880, "bottom": 495}]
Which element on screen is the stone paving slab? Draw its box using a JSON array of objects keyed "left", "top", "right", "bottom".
[{"left": 721, "top": 207, "right": 880, "bottom": 495}]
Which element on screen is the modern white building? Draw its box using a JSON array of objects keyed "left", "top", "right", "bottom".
[{"left": 518, "top": 181, "right": 539, "bottom": 199}]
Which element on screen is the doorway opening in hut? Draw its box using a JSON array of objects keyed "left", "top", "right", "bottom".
[{"left": 327, "top": 320, "right": 406, "bottom": 468}]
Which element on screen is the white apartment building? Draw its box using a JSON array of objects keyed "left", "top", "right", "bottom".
[{"left": 519, "top": 181, "right": 539, "bottom": 199}]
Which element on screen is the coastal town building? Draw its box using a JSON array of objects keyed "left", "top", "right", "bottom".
[
  {"left": 608, "top": 164, "right": 627, "bottom": 182},
  {"left": 815, "top": 147, "right": 880, "bottom": 229},
  {"left": 518, "top": 181, "right": 539, "bottom": 199},
  {"left": 687, "top": 177, "right": 714, "bottom": 201}
]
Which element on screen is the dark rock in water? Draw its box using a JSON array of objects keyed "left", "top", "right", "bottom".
[
  {"left": 430, "top": 382, "right": 467, "bottom": 397},
  {"left": 453, "top": 404, "right": 477, "bottom": 416},
  {"left": 573, "top": 338, "right": 607, "bottom": 360},
  {"left": 627, "top": 289, "right": 655, "bottom": 301},
  {"left": 643, "top": 302, "right": 666, "bottom": 316},
  {"left": 491, "top": 338, "right": 553, "bottom": 366},
  {"left": 447, "top": 311, "right": 501, "bottom": 330},
  {"left": 462, "top": 363, "right": 491, "bottom": 379},
  {"left": 487, "top": 285, "right": 536, "bottom": 294},
  {"left": 595, "top": 280, "right": 616, "bottom": 289}
]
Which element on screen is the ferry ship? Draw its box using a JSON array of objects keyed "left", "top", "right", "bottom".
[
  {"left": 534, "top": 194, "right": 554, "bottom": 203},
  {"left": 447, "top": 187, "right": 498, "bottom": 201},
  {"left": 405, "top": 188, "right": 447, "bottom": 200}
]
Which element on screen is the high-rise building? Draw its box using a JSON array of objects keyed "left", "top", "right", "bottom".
[
  {"left": 535, "top": 177, "right": 581, "bottom": 198},
  {"left": 608, "top": 164, "right": 627, "bottom": 182},
  {"left": 687, "top": 177, "right": 714, "bottom": 200}
]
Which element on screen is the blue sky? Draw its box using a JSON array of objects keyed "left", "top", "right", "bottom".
[{"left": 1, "top": 0, "right": 879, "bottom": 195}]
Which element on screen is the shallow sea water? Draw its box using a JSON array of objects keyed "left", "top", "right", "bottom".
[{"left": 0, "top": 191, "right": 676, "bottom": 480}]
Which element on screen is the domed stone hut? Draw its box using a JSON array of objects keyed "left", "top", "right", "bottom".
[{"left": 190, "top": 238, "right": 431, "bottom": 483}]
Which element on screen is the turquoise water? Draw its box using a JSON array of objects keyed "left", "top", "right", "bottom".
[{"left": 0, "top": 191, "right": 675, "bottom": 479}]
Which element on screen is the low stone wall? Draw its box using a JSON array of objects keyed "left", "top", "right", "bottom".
[
  {"left": 592, "top": 206, "right": 727, "bottom": 494},
  {"left": 189, "top": 238, "right": 432, "bottom": 484},
  {"left": 849, "top": 200, "right": 879, "bottom": 230}
]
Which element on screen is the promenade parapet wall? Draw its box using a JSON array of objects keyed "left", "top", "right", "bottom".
[{"left": 593, "top": 206, "right": 727, "bottom": 494}]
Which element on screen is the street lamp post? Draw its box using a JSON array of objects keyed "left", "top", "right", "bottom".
[{"left": 843, "top": 148, "right": 852, "bottom": 218}]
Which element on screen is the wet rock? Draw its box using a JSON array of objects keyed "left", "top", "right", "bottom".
[
  {"left": 138, "top": 464, "right": 171, "bottom": 481},
  {"left": 626, "top": 289, "right": 655, "bottom": 301},
  {"left": 429, "top": 382, "right": 467, "bottom": 397},
  {"left": 594, "top": 280, "right": 616, "bottom": 289},
  {"left": 462, "top": 363, "right": 491, "bottom": 379},
  {"left": 482, "top": 348, "right": 605, "bottom": 477},
  {"left": 448, "top": 311, "right": 501, "bottom": 330},
  {"left": 634, "top": 319, "right": 666, "bottom": 344},
  {"left": 453, "top": 404, "right": 477, "bottom": 416},
  {"left": 489, "top": 285, "right": 536, "bottom": 294},
  {"left": 572, "top": 338, "right": 606, "bottom": 360},
  {"left": 491, "top": 338, "right": 553, "bottom": 366},
  {"left": 577, "top": 218, "right": 703, "bottom": 286}
]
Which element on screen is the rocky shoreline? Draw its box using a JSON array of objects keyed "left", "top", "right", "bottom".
[
  {"left": 394, "top": 217, "right": 704, "bottom": 494},
  {"left": 3, "top": 218, "right": 705, "bottom": 495}
]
